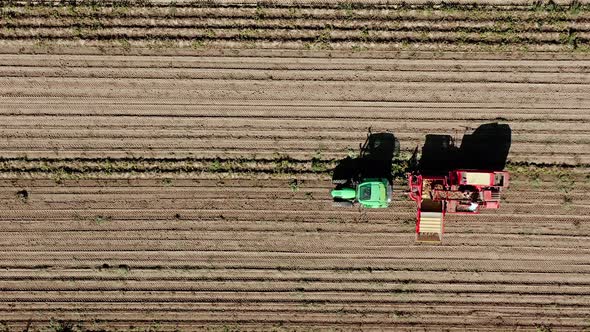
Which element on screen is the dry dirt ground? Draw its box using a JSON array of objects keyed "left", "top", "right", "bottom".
[
  {"left": 0, "top": 1, "right": 590, "bottom": 331},
  {"left": 0, "top": 49, "right": 589, "bottom": 332}
]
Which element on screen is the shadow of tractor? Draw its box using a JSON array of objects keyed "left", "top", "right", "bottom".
[
  {"left": 331, "top": 131, "right": 400, "bottom": 205},
  {"left": 414, "top": 122, "right": 512, "bottom": 176}
]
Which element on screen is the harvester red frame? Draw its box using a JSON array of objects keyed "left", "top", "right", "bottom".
[{"left": 408, "top": 170, "right": 509, "bottom": 243}]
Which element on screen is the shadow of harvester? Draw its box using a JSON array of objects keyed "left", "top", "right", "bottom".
[
  {"left": 414, "top": 122, "right": 512, "bottom": 176},
  {"left": 459, "top": 122, "right": 512, "bottom": 171}
]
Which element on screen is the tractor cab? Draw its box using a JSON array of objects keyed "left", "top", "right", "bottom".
[
  {"left": 357, "top": 179, "right": 391, "bottom": 208},
  {"left": 331, "top": 178, "right": 392, "bottom": 208}
]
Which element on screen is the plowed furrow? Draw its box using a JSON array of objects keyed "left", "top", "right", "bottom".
[
  {"left": 1, "top": 269, "right": 590, "bottom": 285},
  {"left": 3, "top": 66, "right": 590, "bottom": 84},
  {"left": 1, "top": 291, "right": 590, "bottom": 307},
  {"left": 2, "top": 280, "right": 590, "bottom": 297},
  {"left": 3, "top": 55, "right": 590, "bottom": 73}
]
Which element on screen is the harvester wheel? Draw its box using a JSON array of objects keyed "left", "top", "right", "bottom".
[{"left": 333, "top": 201, "right": 354, "bottom": 208}]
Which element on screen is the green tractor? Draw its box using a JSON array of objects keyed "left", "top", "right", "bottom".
[
  {"left": 331, "top": 178, "right": 392, "bottom": 208},
  {"left": 330, "top": 130, "right": 398, "bottom": 208}
]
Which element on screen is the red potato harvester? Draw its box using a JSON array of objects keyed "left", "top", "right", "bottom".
[
  {"left": 407, "top": 123, "right": 512, "bottom": 243},
  {"left": 408, "top": 170, "right": 509, "bottom": 243}
]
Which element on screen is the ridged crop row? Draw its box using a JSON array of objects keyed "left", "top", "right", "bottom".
[{"left": 0, "top": 3, "right": 589, "bottom": 51}]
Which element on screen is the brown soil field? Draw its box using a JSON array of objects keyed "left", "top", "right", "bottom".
[
  {"left": 0, "top": 49, "right": 589, "bottom": 331},
  {"left": 0, "top": 1, "right": 590, "bottom": 331}
]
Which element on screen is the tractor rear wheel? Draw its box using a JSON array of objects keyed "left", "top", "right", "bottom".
[{"left": 333, "top": 201, "right": 354, "bottom": 208}]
